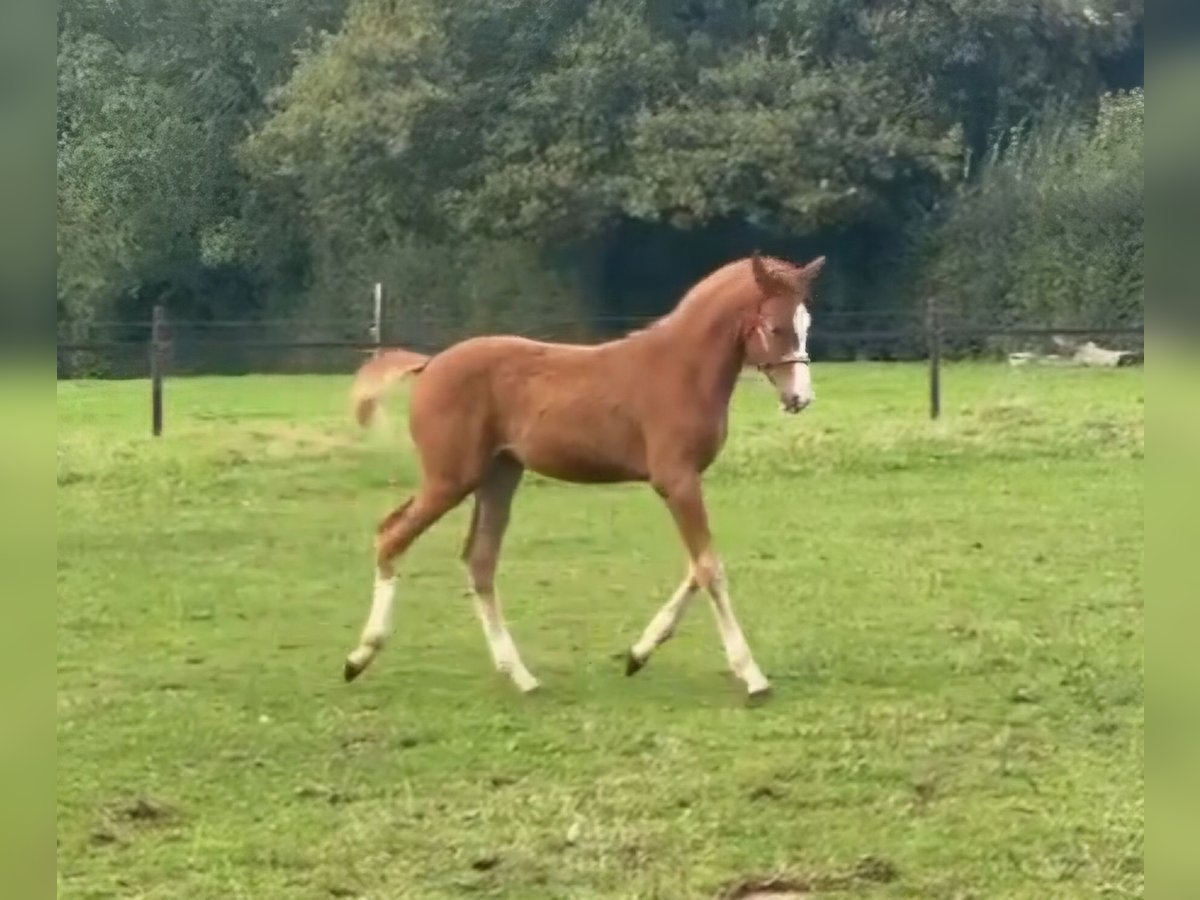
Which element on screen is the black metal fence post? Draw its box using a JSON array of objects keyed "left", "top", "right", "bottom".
[
  {"left": 150, "top": 305, "right": 166, "bottom": 436},
  {"left": 927, "top": 302, "right": 942, "bottom": 420}
]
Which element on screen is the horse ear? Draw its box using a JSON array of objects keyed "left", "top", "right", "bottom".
[
  {"left": 750, "top": 250, "right": 776, "bottom": 295},
  {"left": 802, "top": 255, "right": 826, "bottom": 280}
]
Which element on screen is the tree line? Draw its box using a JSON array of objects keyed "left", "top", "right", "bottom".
[{"left": 58, "top": 0, "right": 1143, "bottom": 364}]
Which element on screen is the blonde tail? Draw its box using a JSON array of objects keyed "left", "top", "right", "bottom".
[{"left": 350, "top": 348, "right": 430, "bottom": 427}]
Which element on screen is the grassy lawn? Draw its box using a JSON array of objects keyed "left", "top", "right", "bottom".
[{"left": 56, "top": 363, "right": 1143, "bottom": 899}]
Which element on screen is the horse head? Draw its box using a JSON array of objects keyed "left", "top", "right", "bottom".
[{"left": 742, "top": 251, "right": 825, "bottom": 414}]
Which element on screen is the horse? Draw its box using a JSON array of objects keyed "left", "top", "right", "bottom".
[{"left": 343, "top": 251, "right": 825, "bottom": 699}]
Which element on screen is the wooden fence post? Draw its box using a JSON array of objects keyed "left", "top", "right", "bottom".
[
  {"left": 372, "top": 282, "right": 385, "bottom": 356},
  {"left": 150, "top": 304, "right": 166, "bottom": 436},
  {"left": 927, "top": 301, "right": 942, "bottom": 420}
]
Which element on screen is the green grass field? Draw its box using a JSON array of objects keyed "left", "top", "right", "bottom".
[{"left": 57, "top": 363, "right": 1143, "bottom": 899}]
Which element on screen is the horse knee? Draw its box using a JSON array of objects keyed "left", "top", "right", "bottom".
[{"left": 690, "top": 553, "right": 724, "bottom": 591}]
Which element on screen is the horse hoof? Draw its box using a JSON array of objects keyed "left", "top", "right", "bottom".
[
  {"left": 624, "top": 650, "right": 646, "bottom": 677},
  {"left": 746, "top": 685, "right": 773, "bottom": 706},
  {"left": 343, "top": 659, "right": 364, "bottom": 682}
]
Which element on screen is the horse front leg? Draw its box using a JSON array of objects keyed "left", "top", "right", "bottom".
[
  {"left": 649, "top": 470, "right": 771, "bottom": 698},
  {"left": 702, "top": 556, "right": 771, "bottom": 698},
  {"left": 625, "top": 569, "right": 699, "bottom": 675}
]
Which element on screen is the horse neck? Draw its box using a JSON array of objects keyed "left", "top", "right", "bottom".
[{"left": 641, "top": 294, "right": 749, "bottom": 414}]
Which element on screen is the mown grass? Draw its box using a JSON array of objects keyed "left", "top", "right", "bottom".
[{"left": 57, "top": 363, "right": 1143, "bottom": 899}]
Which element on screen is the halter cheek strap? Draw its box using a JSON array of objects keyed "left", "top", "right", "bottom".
[
  {"left": 746, "top": 313, "right": 810, "bottom": 371},
  {"left": 757, "top": 351, "right": 810, "bottom": 372}
]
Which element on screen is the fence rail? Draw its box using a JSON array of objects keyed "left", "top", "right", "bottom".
[
  {"left": 57, "top": 304, "right": 1143, "bottom": 434},
  {"left": 55, "top": 325, "right": 1145, "bottom": 354}
]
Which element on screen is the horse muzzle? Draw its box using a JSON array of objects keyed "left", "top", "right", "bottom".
[
  {"left": 780, "top": 393, "right": 812, "bottom": 414},
  {"left": 758, "top": 354, "right": 813, "bottom": 415}
]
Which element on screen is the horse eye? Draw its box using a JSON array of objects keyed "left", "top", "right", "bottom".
[{"left": 770, "top": 325, "right": 786, "bottom": 337}]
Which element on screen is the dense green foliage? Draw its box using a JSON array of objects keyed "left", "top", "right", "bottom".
[
  {"left": 917, "top": 89, "right": 1143, "bottom": 330},
  {"left": 57, "top": 0, "right": 1143, "bottom": 346}
]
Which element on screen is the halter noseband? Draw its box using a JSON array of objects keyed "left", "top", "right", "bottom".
[
  {"left": 757, "top": 352, "right": 810, "bottom": 372},
  {"left": 750, "top": 313, "right": 811, "bottom": 372}
]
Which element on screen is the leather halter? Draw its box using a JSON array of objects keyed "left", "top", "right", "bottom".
[
  {"left": 749, "top": 315, "right": 810, "bottom": 372},
  {"left": 757, "top": 351, "right": 810, "bottom": 372}
]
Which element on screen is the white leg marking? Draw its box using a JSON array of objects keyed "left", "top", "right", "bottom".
[
  {"left": 631, "top": 574, "right": 699, "bottom": 662},
  {"left": 706, "top": 565, "right": 770, "bottom": 695},
  {"left": 471, "top": 586, "right": 539, "bottom": 693},
  {"left": 347, "top": 569, "right": 397, "bottom": 670}
]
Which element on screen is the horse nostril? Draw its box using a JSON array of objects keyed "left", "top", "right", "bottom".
[{"left": 783, "top": 396, "right": 812, "bottom": 413}]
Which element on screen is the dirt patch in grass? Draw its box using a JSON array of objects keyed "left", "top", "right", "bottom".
[
  {"left": 111, "top": 796, "right": 177, "bottom": 825},
  {"left": 89, "top": 796, "right": 180, "bottom": 847},
  {"left": 719, "top": 856, "right": 898, "bottom": 899},
  {"left": 722, "top": 877, "right": 813, "bottom": 899}
]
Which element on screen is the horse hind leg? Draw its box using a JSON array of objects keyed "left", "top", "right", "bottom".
[
  {"left": 461, "top": 457, "right": 539, "bottom": 693},
  {"left": 343, "top": 483, "right": 465, "bottom": 682}
]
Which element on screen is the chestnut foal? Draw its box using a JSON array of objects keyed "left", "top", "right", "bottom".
[{"left": 344, "top": 252, "right": 825, "bottom": 698}]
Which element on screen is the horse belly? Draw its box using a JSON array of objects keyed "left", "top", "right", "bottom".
[{"left": 507, "top": 406, "right": 647, "bottom": 484}]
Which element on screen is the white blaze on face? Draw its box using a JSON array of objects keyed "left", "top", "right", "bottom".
[{"left": 783, "top": 304, "right": 814, "bottom": 408}]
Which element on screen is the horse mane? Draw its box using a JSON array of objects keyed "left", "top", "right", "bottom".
[{"left": 629, "top": 254, "right": 802, "bottom": 338}]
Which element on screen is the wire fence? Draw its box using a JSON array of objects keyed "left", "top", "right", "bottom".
[
  {"left": 56, "top": 306, "right": 1143, "bottom": 432},
  {"left": 57, "top": 311, "right": 1145, "bottom": 378}
]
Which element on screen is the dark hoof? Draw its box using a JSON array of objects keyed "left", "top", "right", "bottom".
[
  {"left": 746, "top": 685, "right": 774, "bottom": 706},
  {"left": 624, "top": 650, "right": 646, "bottom": 677},
  {"left": 343, "top": 659, "right": 364, "bottom": 683}
]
